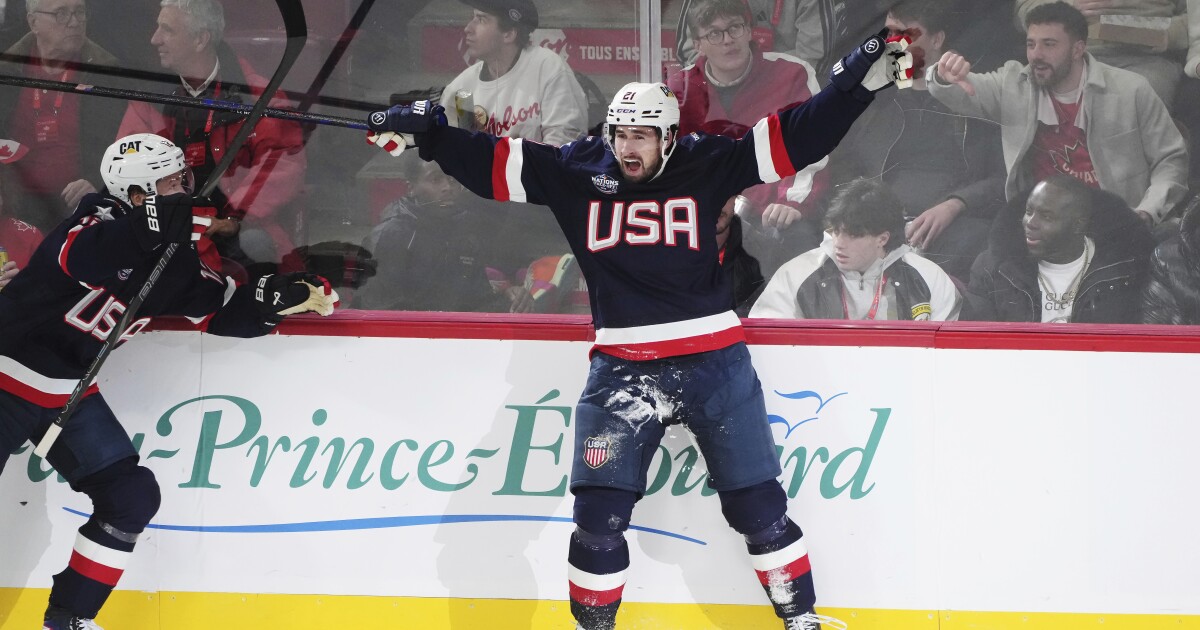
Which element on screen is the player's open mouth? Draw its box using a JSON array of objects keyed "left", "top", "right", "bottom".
[{"left": 623, "top": 159, "right": 643, "bottom": 174}]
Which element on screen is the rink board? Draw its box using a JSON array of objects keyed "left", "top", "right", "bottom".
[{"left": 2, "top": 324, "right": 1199, "bottom": 629}]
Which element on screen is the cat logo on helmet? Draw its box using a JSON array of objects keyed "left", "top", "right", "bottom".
[{"left": 118, "top": 140, "right": 142, "bottom": 155}]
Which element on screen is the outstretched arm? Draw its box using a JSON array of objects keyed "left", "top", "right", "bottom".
[{"left": 365, "top": 101, "right": 562, "bottom": 206}]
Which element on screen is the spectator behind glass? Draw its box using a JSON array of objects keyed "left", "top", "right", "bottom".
[
  {"left": 354, "top": 154, "right": 532, "bottom": 313},
  {"left": 440, "top": 0, "right": 588, "bottom": 146},
  {"left": 673, "top": 0, "right": 911, "bottom": 78},
  {"left": 1142, "top": 196, "right": 1200, "bottom": 323},
  {"left": 668, "top": 0, "right": 832, "bottom": 272},
  {"left": 118, "top": 0, "right": 307, "bottom": 276},
  {"left": 831, "top": 0, "right": 1007, "bottom": 283},
  {"left": 750, "top": 178, "right": 962, "bottom": 320},
  {"left": 0, "top": 139, "right": 46, "bottom": 288},
  {"left": 964, "top": 174, "right": 1154, "bottom": 323},
  {"left": 1016, "top": 0, "right": 1190, "bottom": 109},
  {"left": 436, "top": 0, "right": 583, "bottom": 303},
  {"left": 0, "top": 0, "right": 125, "bottom": 231},
  {"left": 929, "top": 1, "right": 1189, "bottom": 226},
  {"left": 719, "top": 196, "right": 766, "bottom": 316}
]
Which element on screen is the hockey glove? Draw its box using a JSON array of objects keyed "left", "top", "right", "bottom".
[
  {"left": 829, "top": 29, "right": 914, "bottom": 102},
  {"left": 365, "top": 100, "right": 447, "bottom": 157},
  {"left": 129, "top": 193, "right": 215, "bottom": 252},
  {"left": 254, "top": 272, "right": 340, "bottom": 321}
]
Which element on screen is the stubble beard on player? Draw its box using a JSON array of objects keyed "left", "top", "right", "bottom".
[{"left": 619, "top": 153, "right": 662, "bottom": 184}]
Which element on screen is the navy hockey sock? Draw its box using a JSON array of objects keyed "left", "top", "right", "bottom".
[
  {"left": 48, "top": 517, "right": 138, "bottom": 618},
  {"left": 746, "top": 516, "right": 816, "bottom": 618},
  {"left": 568, "top": 528, "right": 629, "bottom": 630}
]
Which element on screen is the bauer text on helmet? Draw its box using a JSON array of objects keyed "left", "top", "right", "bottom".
[
  {"left": 604, "top": 82, "right": 680, "bottom": 183},
  {"left": 101, "top": 134, "right": 188, "bottom": 204}
]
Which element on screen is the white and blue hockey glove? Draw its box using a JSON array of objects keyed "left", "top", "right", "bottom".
[
  {"left": 829, "top": 29, "right": 914, "bottom": 102},
  {"left": 254, "top": 272, "right": 340, "bottom": 323},
  {"left": 365, "top": 100, "right": 448, "bottom": 157}
]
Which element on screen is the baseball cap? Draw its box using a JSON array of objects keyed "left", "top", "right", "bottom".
[{"left": 460, "top": 0, "right": 538, "bottom": 30}]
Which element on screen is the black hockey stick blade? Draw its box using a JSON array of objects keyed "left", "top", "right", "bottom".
[{"left": 35, "top": 0, "right": 309, "bottom": 458}]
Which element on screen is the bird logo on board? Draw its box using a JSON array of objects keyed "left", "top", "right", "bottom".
[
  {"left": 583, "top": 437, "right": 610, "bottom": 469},
  {"left": 592, "top": 173, "right": 619, "bottom": 195}
]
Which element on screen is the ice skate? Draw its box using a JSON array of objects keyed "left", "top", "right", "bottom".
[
  {"left": 784, "top": 611, "right": 848, "bottom": 630},
  {"left": 42, "top": 606, "right": 103, "bottom": 630}
]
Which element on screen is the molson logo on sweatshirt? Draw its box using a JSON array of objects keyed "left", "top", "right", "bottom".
[{"left": 481, "top": 102, "right": 543, "bottom": 137}]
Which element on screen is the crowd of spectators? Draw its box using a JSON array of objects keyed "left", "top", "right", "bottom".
[{"left": 1, "top": 0, "right": 1200, "bottom": 327}]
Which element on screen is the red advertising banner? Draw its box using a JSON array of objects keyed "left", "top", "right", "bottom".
[{"left": 421, "top": 25, "right": 681, "bottom": 76}]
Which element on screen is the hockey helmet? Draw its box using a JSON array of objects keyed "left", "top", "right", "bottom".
[
  {"left": 604, "top": 82, "right": 680, "bottom": 180},
  {"left": 101, "top": 133, "right": 187, "bottom": 204}
]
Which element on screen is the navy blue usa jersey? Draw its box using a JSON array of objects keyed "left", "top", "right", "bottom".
[
  {"left": 421, "top": 83, "right": 870, "bottom": 360},
  {"left": 0, "top": 193, "right": 277, "bottom": 407}
]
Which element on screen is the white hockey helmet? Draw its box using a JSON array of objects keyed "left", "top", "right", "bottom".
[
  {"left": 604, "top": 82, "right": 681, "bottom": 180},
  {"left": 101, "top": 133, "right": 187, "bottom": 204}
]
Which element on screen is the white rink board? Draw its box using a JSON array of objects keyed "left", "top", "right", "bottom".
[{"left": 1, "top": 331, "right": 1197, "bottom": 616}]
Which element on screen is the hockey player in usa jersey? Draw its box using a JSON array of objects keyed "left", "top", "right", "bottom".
[
  {"left": 368, "top": 30, "right": 912, "bottom": 630},
  {"left": 0, "top": 133, "right": 337, "bottom": 630}
]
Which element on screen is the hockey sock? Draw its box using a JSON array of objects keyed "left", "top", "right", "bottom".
[
  {"left": 746, "top": 516, "right": 817, "bottom": 618},
  {"left": 49, "top": 517, "right": 138, "bottom": 618},
  {"left": 568, "top": 527, "right": 629, "bottom": 630}
]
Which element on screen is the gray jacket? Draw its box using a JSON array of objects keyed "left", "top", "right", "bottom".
[{"left": 926, "top": 53, "right": 1188, "bottom": 223}]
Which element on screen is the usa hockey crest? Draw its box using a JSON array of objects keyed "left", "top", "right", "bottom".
[
  {"left": 592, "top": 173, "right": 619, "bottom": 195},
  {"left": 583, "top": 437, "right": 610, "bottom": 469}
]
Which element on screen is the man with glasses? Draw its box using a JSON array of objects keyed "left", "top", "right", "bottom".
[
  {"left": 668, "top": 0, "right": 832, "bottom": 275},
  {"left": 0, "top": 0, "right": 125, "bottom": 232}
]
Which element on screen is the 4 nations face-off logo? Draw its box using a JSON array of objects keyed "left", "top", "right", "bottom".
[{"left": 583, "top": 436, "right": 609, "bottom": 469}]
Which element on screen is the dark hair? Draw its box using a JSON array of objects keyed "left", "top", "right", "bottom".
[
  {"left": 825, "top": 178, "right": 907, "bottom": 251},
  {"left": 686, "top": 0, "right": 753, "bottom": 38},
  {"left": 1025, "top": 1, "right": 1088, "bottom": 43},
  {"left": 887, "top": 0, "right": 958, "bottom": 39},
  {"left": 1030, "top": 175, "right": 1094, "bottom": 233},
  {"left": 497, "top": 14, "right": 534, "bottom": 49}
]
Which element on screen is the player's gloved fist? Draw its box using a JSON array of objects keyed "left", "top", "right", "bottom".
[
  {"left": 829, "top": 28, "right": 914, "bottom": 102},
  {"left": 254, "top": 272, "right": 340, "bottom": 322},
  {"left": 129, "top": 193, "right": 216, "bottom": 252},
  {"left": 365, "top": 100, "right": 447, "bottom": 157}
]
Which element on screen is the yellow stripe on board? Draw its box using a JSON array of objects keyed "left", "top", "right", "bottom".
[{"left": 1, "top": 590, "right": 1198, "bottom": 629}]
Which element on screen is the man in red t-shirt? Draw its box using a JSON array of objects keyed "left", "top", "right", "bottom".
[{"left": 928, "top": 1, "right": 1187, "bottom": 227}]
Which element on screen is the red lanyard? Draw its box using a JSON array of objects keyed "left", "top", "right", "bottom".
[
  {"left": 32, "top": 69, "right": 72, "bottom": 113},
  {"left": 771, "top": 0, "right": 784, "bottom": 26},
  {"left": 200, "top": 81, "right": 221, "bottom": 135},
  {"left": 841, "top": 274, "right": 887, "bottom": 320}
]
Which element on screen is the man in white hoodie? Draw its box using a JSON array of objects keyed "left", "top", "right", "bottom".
[{"left": 750, "top": 177, "right": 961, "bottom": 320}]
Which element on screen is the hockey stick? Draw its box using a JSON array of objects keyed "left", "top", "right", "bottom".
[
  {"left": 0, "top": 74, "right": 367, "bottom": 131},
  {"left": 34, "top": 0, "right": 309, "bottom": 458},
  {"left": 0, "top": 52, "right": 384, "bottom": 115}
]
